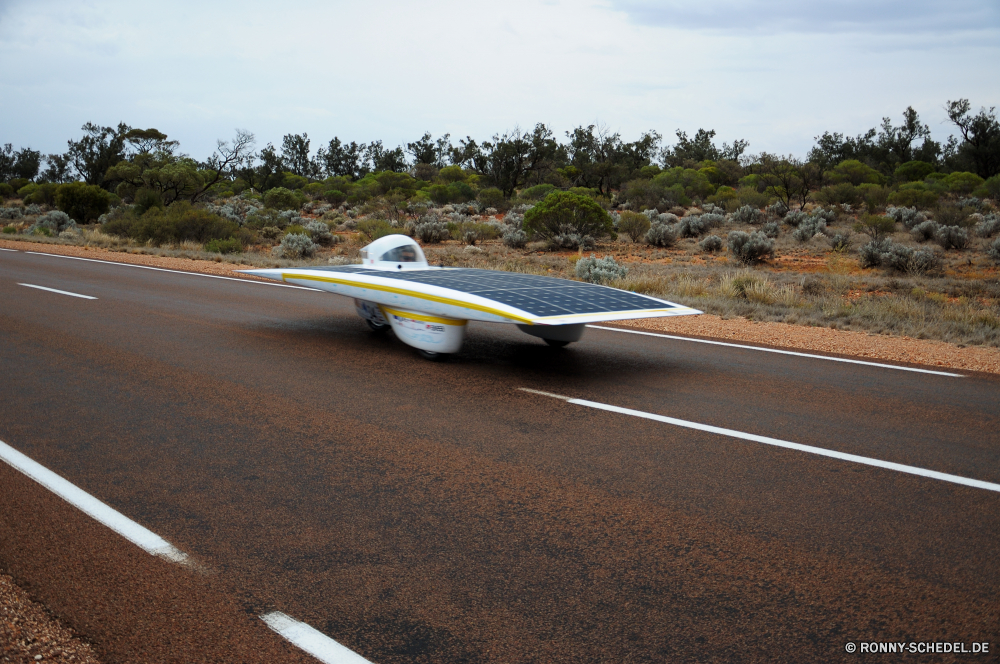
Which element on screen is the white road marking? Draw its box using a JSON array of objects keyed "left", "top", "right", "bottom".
[
  {"left": 261, "top": 612, "right": 373, "bottom": 664},
  {"left": 518, "top": 388, "right": 1000, "bottom": 493},
  {"left": 18, "top": 283, "right": 98, "bottom": 300},
  {"left": 0, "top": 438, "right": 190, "bottom": 564},
  {"left": 0, "top": 247, "right": 17, "bottom": 252},
  {"left": 21, "top": 251, "right": 318, "bottom": 290},
  {"left": 587, "top": 325, "right": 965, "bottom": 377}
]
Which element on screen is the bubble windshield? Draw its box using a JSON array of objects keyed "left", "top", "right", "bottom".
[{"left": 380, "top": 245, "right": 420, "bottom": 262}]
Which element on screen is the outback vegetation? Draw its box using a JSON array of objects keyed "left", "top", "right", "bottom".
[{"left": 3, "top": 100, "right": 1000, "bottom": 347}]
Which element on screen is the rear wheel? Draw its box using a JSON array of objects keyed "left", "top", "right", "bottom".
[
  {"left": 544, "top": 338, "right": 570, "bottom": 348},
  {"left": 417, "top": 349, "right": 446, "bottom": 361},
  {"left": 366, "top": 319, "right": 391, "bottom": 333}
]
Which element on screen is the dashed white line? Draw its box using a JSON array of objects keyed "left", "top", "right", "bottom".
[
  {"left": 261, "top": 612, "right": 373, "bottom": 664},
  {"left": 518, "top": 388, "right": 1000, "bottom": 493},
  {"left": 17, "top": 283, "right": 98, "bottom": 300},
  {"left": 0, "top": 247, "right": 17, "bottom": 252},
  {"left": 0, "top": 438, "right": 190, "bottom": 563},
  {"left": 21, "top": 251, "right": 317, "bottom": 290},
  {"left": 586, "top": 325, "right": 964, "bottom": 377}
]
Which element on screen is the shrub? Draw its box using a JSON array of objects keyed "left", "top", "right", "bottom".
[
  {"left": 859, "top": 239, "right": 891, "bottom": 268},
  {"left": 272, "top": 232, "right": 316, "bottom": 258},
  {"left": 323, "top": 189, "right": 346, "bottom": 205},
  {"left": 477, "top": 187, "right": 506, "bottom": 211},
  {"left": 575, "top": 254, "right": 628, "bottom": 284},
  {"left": 935, "top": 224, "right": 969, "bottom": 250},
  {"left": 859, "top": 239, "right": 941, "bottom": 274},
  {"left": 728, "top": 230, "right": 774, "bottom": 265},
  {"left": 523, "top": 191, "right": 613, "bottom": 244},
  {"left": 263, "top": 187, "right": 300, "bottom": 210},
  {"left": 519, "top": 184, "right": 557, "bottom": 201},
  {"left": 502, "top": 228, "right": 528, "bottom": 248},
  {"left": 28, "top": 210, "right": 77, "bottom": 236},
  {"left": 618, "top": 211, "right": 651, "bottom": 242},
  {"left": 0, "top": 207, "right": 24, "bottom": 220},
  {"left": 719, "top": 271, "right": 776, "bottom": 303},
  {"left": 828, "top": 233, "right": 851, "bottom": 252},
  {"left": 54, "top": 182, "right": 110, "bottom": 222},
  {"left": 783, "top": 210, "right": 807, "bottom": 227},
  {"left": 205, "top": 237, "right": 242, "bottom": 254},
  {"left": 885, "top": 206, "right": 927, "bottom": 229},
  {"left": 730, "top": 205, "right": 764, "bottom": 225},
  {"left": 910, "top": 220, "right": 941, "bottom": 242},
  {"left": 102, "top": 202, "right": 239, "bottom": 245},
  {"left": 700, "top": 234, "right": 723, "bottom": 252},
  {"left": 761, "top": 221, "right": 780, "bottom": 238},
  {"left": 415, "top": 220, "right": 450, "bottom": 243},
  {"left": 304, "top": 220, "right": 336, "bottom": 246},
  {"left": 974, "top": 213, "right": 1000, "bottom": 238},
  {"left": 0, "top": 183, "right": 12, "bottom": 197},
  {"left": 894, "top": 160, "right": 936, "bottom": 183},
  {"left": 934, "top": 205, "right": 973, "bottom": 228},
  {"left": 133, "top": 188, "right": 164, "bottom": 215},
  {"left": 21, "top": 183, "right": 60, "bottom": 206},
  {"left": 830, "top": 159, "right": 883, "bottom": 186},
  {"left": 792, "top": 216, "right": 827, "bottom": 242},
  {"left": 945, "top": 171, "right": 985, "bottom": 195},
  {"left": 853, "top": 214, "right": 896, "bottom": 242},
  {"left": 888, "top": 188, "right": 938, "bottom": 209},
  {"left": 355, "top": 218, "right": 394, "bottom": 241},
  {"left": 814, "top": 183, "right": 862, "bottom": 207},
  {"left": 2, "top": 225, "right": 15, "bottom": 234},
  {"left": 645, "top": 219, "right": 678, "bottom": 247},
  {"left": 983, "top": 174, "right": 1000, "bottom": 200},
  {"left": 989, "top": 237, "right": 1000, "bottom": 262}
]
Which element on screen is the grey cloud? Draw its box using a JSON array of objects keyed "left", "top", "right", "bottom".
[{"left": 610, "top": 0, "right": 1000, "bottom": 34}]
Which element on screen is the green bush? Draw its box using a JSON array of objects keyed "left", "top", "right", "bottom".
[
  {"left": 205, "top": 237, "right": 242, "bottom": 254},
  {"left": 982, "top": 175, "right": 1000, "bottom": 199},
  {"left": 853, "top": 214, "right": 896, "bottom": 242},
  {"left": 55, "top": 182, "right": 110, "bottom": 222},
  {"left": 428, "top": 184, "right": 451, "bottom": 205},
  {"left": 618, "top": 211, "right": 651, "bottom": 242},
  {"left": 523, "top": 191, "right": 613, "bottom": 243},
  {"left": 21, "top": 183, "right": 60, "bottom": 206},
  {"left": 477, "top": 187, "right": 506, "bottom": 211},
  {"left": 0, "top": 183, "right": 13, "bottom": 197},
  {"left": 945, "top": 172, "right": 985, "bottom": 195},
  {"left": 621, "top": 178, "right": 686, "bottom": 211},
  {"left": 519, "top": 184, "right": 557, "bottom": 201},
  {"left": 829, "top": 159, "right": 883, "bottom": 186},
  {"left": 2, "top": 225, "right": 16, "bottom": 234},
  {"left": 263, "top": 187, "right": 301, "bottom": 210},
  {"left": 814, "top": 183, "right": 862, "bottom": 206},
  {"left": 438, "top": 165, "right": 467, "bottom": 182},
  {"left": 323, "top": 189, "right": 346, "bottom": 205},
  {"left": 894, "top": 161, "right": 935, "bottom": 182},
  {"left": 447, "top": 181, "right": 475, "bottom": 203},
  {"left": 302, "top": 182, "right": 325, "bottom": 197},
  {"left": 888, "top": 188, "right": 939, "bottom": 209},
  {"left": 103, "top": 202, "right": 239, "bottom": 245},
  {"left": 357, "top": 218, "right": 395, "bottom": 241},
  {"left": 575, "top": 254, "right": 627, "bottom": 284},
  {"left": 134, "top": 187, "right": 164, "bottom": 215},
  {"left": 733, "top": 186, "right": 769, "bottom": 210}
]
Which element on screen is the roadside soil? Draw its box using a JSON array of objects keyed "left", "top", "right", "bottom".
[
  {"left": 0, "top": 572, "right": 100, "bottom": 664},
  {"left": 4, "top": 237, "right": 999, "bottom": 375}
]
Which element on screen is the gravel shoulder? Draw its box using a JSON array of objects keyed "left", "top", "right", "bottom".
[
  {"left": 1, "top": 572, "right": 100, "bottom": 664},
  {"left": 4, "top": 237, "right": 998, "bottom": 375}
]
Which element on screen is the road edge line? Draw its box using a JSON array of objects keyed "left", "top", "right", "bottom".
[{"left": 261, "top": 611, "right": 373, "bottom": 664}]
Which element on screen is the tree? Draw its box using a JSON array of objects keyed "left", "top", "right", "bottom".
[
  {"left": 523, "top": 191, "right": 614, "bottom": 242},
  {"left": 65, "top": 122, "right": 131, "bottom": 187},
  {"left": 755, "top": 154, "right": 808, "bottom": 209},
  {"left": 236, "top": 142, "right": 284, "bottom": 193},
  {"left": 315, "top": 137, "right": 365, "bottom": 179},
  {"left": 281, "top": 133, "right": 318, "bottom": 178},
  {"left": 406, "top": 132, "right": 451, "bottom": 167},
  {"left": 55, "top": 182, "right": 111, "bottom": 222},
  {"left": 946, "top": 99, "right": 1000, "bottom": 178},
  {"left": 365, "top": 141, "right": 408, "bottom": 173},
  {"left": 853, "top": 214, "right": 896, "bottom": 242},
  {"left": 459, "top": 124, "right": 559, "bottom": 198},
  {"left": 194, "top": 129, "right": 256, "bottom": 202},
  {"left": 39, "top": 154, "right": 74, "bottom": 183},
  {"left": 0, "top": 144, "right": 42, "bottom": 182},
  {"left": 662, "top": 128, "right": 747, "bottom": 167},
  {"left": 564, "top": 124, "right": 660, "bottom": 195}
]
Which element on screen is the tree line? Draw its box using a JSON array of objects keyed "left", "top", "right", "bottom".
[{"left": 1, "top": 100, "right": 998, "bottom": 211}]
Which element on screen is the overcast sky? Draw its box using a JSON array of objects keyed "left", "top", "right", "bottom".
[{"left": 1, "top": 0, "right": 998, "bottom": 162}]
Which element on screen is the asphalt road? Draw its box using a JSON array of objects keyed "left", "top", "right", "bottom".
[{"left": 1, "top": 248, "right": 998, "bottom": 663}]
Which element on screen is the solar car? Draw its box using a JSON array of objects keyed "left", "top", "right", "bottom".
[{"left": 243, "top": 234, "right": 701, "bottom": 359}]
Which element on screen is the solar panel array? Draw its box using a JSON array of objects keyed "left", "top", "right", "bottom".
[{"left": 304, "top": 266, "right": 678, "bottom": 317}]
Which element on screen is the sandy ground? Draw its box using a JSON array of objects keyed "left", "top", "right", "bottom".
[
  {"left": 0, "top": 573, "right": 100, "bottom": 663},
  {"left": 5, "top": 237, "right": 1000, "bottom": 375}
]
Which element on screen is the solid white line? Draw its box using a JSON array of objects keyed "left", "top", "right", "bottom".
[
  {"left": 0, "top": 438, "right": 190, "bottom": 563},
  {"left": 587, "top": 325, "right": 964, "bottom": 377},
  {"left": 21, "top": 251, "right": 318, "bottom": 291},
  {"left": 261, "top": 612, "right": 373, "bottom": 664},
  {"left": 0, "top": 247, "right": 17, "bottom": 252},
  {"left": 518, "top": 389, "right": 1000, "bottom": 493},
  {"left": 17, "top": 283, "right": 98, "bottom": 300}
]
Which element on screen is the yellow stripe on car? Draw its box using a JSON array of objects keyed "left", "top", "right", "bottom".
[{"left": 380, "top": 306, "right": 467, "bottom": 326}]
